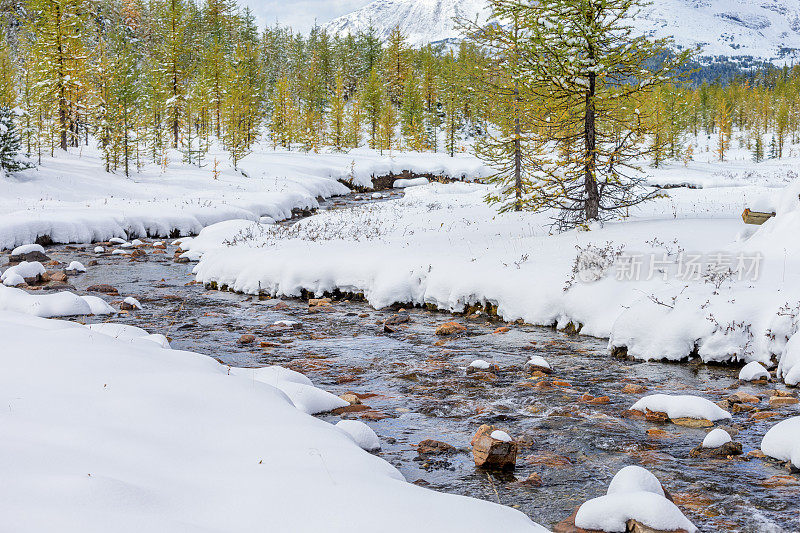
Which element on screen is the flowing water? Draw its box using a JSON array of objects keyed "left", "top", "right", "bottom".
[{"left": 21, "top": 191, "right": 799, "bottom": 533}]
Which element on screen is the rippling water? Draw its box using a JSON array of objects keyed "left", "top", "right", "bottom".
[{"left": 30, "top": 193, "right": 799, "bottom": 533}]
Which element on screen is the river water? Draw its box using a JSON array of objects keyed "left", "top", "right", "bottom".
[{"left": 26, "top": 191, "right": 799, "bottom": 533}]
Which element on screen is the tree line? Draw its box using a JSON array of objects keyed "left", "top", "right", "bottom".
[{"left": 1, "top": 0, "right": 800, "bottom": 225}]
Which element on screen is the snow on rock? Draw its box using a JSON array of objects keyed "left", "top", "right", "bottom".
[
  {"left": 574, "top": 465, "right": 696, "bottom": 532},
  {"left": 93, "top": 246, "right": 104, "bottom": 253},
  {"left": 761, "top": 416, "right": 800, "bottom": 468},
  {"left": 702, "top": 428, "right": 733, "bottom": 449},
  {"left": 778, "top": 333, "right": 800, "bottom": 381},
  {"left": 65, "top": 261, "right": 86, "bottom": 273},
  {"left": 0, "top": 285, "right": 109, "bottom": 317},
  {"left": 80, "top": 295, "right": 114, "bottom": 315},
  {"left": 785, "top": 365, "right": 800, "bottom": 387},
  {"left": 131, "top": 239, "right": 144, "bottom": 246},
  {"left": 630, "top": 394, "right": 732, "bottom": 422},
  {"left": 606, "top": 465, "right": 665, "bottom": 498},
  {"left": 393, "top": 177, "right": 429, "bottom": 188},
  {"left": 122, "top": 296, "right": 142, "bottom": 310},
  {"left": 2, "top": 261, "right": 45, "bottom": 282},
  {"left": 10, "top": 243, "right": 44, "bottom": 255},
  {"left": 230, "top": 365, "right": 347, "bottom": 414},
  {"left": 111, "top": 249, "right": 130, "bottom": 255},
  {"left": 739, "top": 361, "right": 770, "bottom": 381},
  {"left": 336, "top": 420, "right": 381, "bottom": 452},
  {"left": 525, "top": 356, "right": 551, "bottom": 370},
  {"left": 0, "top": 311, "right": 547, "bottom": 532},
  {"left": 108, "top": 237, "right": 127, "bottom": 244},
  {"left": 490, "top": 430, "right": 513, "bottom": 442},
  {"left": 469, "top": 359, "right": 491, "bottom": 370},
  {"left": 575, "top": 491, "right": 697, "bottom": 533},
  {"left": 2, "top": 272, "right": 25, "bottom": 286}
]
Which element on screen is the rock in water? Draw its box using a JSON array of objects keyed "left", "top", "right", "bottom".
[
  {"left": 86, "top": 284, "right": 119, "bottom": 294},
  {"left": 417, "top": 439, "right": 456, "bottom": 456},
  {"left": 471, "top": 424, "right": 516, "bottom": 470},
  {"left": 435, "top": 321, "right": 466, "bottom": 335}
]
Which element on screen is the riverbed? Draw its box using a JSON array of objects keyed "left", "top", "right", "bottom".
[{"left": 20, "top": 191, "right": 800, "bottom": 533}]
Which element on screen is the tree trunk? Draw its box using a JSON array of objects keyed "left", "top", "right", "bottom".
[
  {"left": 513, "top": 80, "right": 522, "bottom": 211},
  {"left": 583, "top": 71, "right": 599, "bottom": 221}
]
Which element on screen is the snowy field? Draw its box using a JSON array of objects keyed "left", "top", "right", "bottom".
[
  {"left": 185, "top": 148, "right": 800, "bottom": 376},
  {"left": 0, "top": 309, "right": 547, "bottom": 532},
  {"left": 0, "top": 144, "right": 488, "bottom": 250}
]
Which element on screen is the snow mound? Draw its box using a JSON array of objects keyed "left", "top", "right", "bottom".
[
  {"left": 2, "top": 261, "right": 45, "bottom": 282},
  {"left": 702, "top": 428, "right": 732, "bottom": 449},
  {"left": 231, "top": 365, "right": 347, "bottom": 414},
  {"left": 761, "top": 416, "right": 800, "bottom": 468},
  {"left": 785, "top": 365, "right": 800, "bottom": 387},
  {"left": 606, "top": 465, "right": 665, "bottom": 497},
  {"left": 10, "top": 243, "right": 44, "bottom": 255},
  {"left": 236, "top": 365, "right": 314, "bottom": 387},
  {"left": 336, "top": 420, "right": 381, "bottom": 452},
  {"left": 778, "top": 333, "right": 800, "bottom": 380},
  {"left": 109, "top": 237, "right": 126, "bottom": 244},
  {"left": 2, "top": 272, "right": 24, "bottom": 286},
  {"left": 394, "top": 177, "right": 429, "bottom": 188},
  {"left": 123, "top": 296, "right": 142, "bottom": 309},
  {"left": 469, "top": 359, "right": 491, "bottom": 370},
  {"left": 0, "top": 285, "right": 107, "bottom": 317},
  {"left": 576, "top": 465, "right": 695, "bottom": 532},
  {"left": 526, "top": 356, "right": 551, "bottom": 370},
  {"left": 630, "top": 394, "right": 731, "bottom": 421},
  {"left": 739, "top": 361, "right": 770, "bottom": 381},
  {"left": 66, "top": 261, "right": 86, "bottom": 272},
  {"left": 80, "top": 296, "right": 114, "bottom": 315},
  {"left": 94, "top": 246, "right": 104, "bottom": 253}
]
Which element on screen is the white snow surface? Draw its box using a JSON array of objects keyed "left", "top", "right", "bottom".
[
  {"left": 336, "top": 420, "right": 382, "bottom": 452},
  {"left": 122, "top": 296, "right": 142, "bottom": 309},
  {"left": 190, "top": 169, "right": 800, "bottom": 367},
  {"left": 575, "top": 465, "right": 696, "bottom": 532},
  {"left": 0, "top": 311, "right": 547, "bottom": 532},
  {"left": 469, "top": 359, "right": 491, "bottom": 370},
  {"left": 324, "top": 0, "right": 800, "bottom": 61},
  {"left": 2, "top": 261, "right": 45, "bottom": 282},
  {"left": 606, "top": 465, "right": 664, "bottom": 498},
  {"left": 702, "top": 428, "right": 733, "bottom": 448},
  {"left": 761, "top": 416, "right": 800, "bottom": 468},
  {"left": 739, "top": 361, "right": 770, "bottom": 381},
  {"left": 66, "top": 261, "right": 87, "bottom": 272},
  {"left": 0, "top": 146, "right": 486, "bottom": 250},
  {"left": 229, "top": 366, "right": 348, "bottom": 414},
  {"left": 630, "top": 394, "right": 732, "bottom": 421},
  {"left": 526, "top": 356, "right": 551, "bottom": 370},
  {"left": 10, "top": 243, "right": 44, "bottom": 255},
  {"left": 490, "top": 430, "right": 513, "bottom": 442},
  {"left": 0, "top": 285, "right": 112, "bottom": 317}
]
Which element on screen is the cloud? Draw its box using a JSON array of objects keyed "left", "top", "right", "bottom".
[{"left": 242, "top": 0, "right": 372, "bottom": 33}]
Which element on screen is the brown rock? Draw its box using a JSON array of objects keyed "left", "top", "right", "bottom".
[
  {"left": 384, "top": 313, "right": 410, "bottom": 326},
  {"left": 727, "top": 391, "right": 760, "bottom": 404},
  {"left": 417, "top": 439, "right": 457, "bottom": 456},
  {"left": 731, "top": 403, "right": 754, "bottom": 413},
  {"left": 131, "top": 249, "right": 146, "bottom": 258},
  {"left": 622, "top": 383, "right": 647, "bottom": 394},
  {"left": 471, "top": 424, "right": 516, "bottom": 470},
  {"left": 339, "top": 392, "right": 361, "bottom": 405},
  {"left": 88, "top": 260, "right": 98, "bottom": 266},
  {"left": 525, "top": 452, "right": 572, "bottom": 468},
  {"left": 761, "top": 475, "right": 799, "bottom": 487},
  {"left": 173, "top": 256, "right": 189, "bottom": 263},
  {"left": 671, "top": 417, "right": 714, "bottom": 428},
  {"left": 272, "top": 301, "right": 290, "bottom": 310},
  {"left": 331, "top": 404, "right": 371, "bottom": 415},
  {"left": 627, "top": 520, "right": 690, "bottom": 533},
  {"left": 153, "top": 243, "right": 166, "bottom": 249},
  {"left": 689, "top": 441, "right": 743, "bottom": 458},
  {"left": 308, "top": 298, "right": 332, "bottom": 307},
  {"left": 436, "top": 321, "right": 466, "bottom": 335},
  {"left": 238, "top": 334, "right": 256, "bottom": 345},
  {"left": 493, "top": 326, "right": 511, "bottom": 334},
  {"left": 643, "top": 409, "right": 669, "bottom": 423},
  {"left": 750, "top": 411, "right": 780, "bottom": 420},
  {"left": 769, "top": 395, "right": 798, "bottom": 407},
  {"left": 552, "top": 507, "right": 604, "bottom": 533},
  {"left": 747, "top": 450, "right": 767, "bottom": 459},
  {"left": 527, "top": 364, "right": 553, "bottom": 375},
  {"left": 468, "top": 371, "right": 498, "bottom": 382},
  {"left": 9, "top": 251, "right": 50, "bottom": 264},
  {"left": 519, "top": 472, "right": 542, "bottom": 486},
  {"left": 48, "top": 271, "right": 68, "bottom": 282},
  {"left": 86, "top": 284, "right": 119, "bottom": 294}
]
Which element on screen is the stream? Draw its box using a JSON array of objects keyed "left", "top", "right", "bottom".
[{"left": 18, "top": 190, "right": 800, "bottom": 533}]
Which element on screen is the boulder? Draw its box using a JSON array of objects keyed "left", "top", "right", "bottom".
[
  {"left": 471, "top": 424, "right": 516, "bottom": 470},
  {"left": 417, "top": 439, "right": 457, "bottom": 456},
  {"left": 339, "top": 392, "right": 361, "bottom": 405},
  {"left": 622, "top": 383, "right": 647, "bottom": 394},
  {"left": 48, "top": 271, "right": 68, "bottom": 283},
  {"left": 9, "top": 251, "right": 50, "bottom": 264},
  {"left": 238, "top": 334, "right": 256, "bottom": 345},
  {"left": 308, "top": 298, "right": 332, "bottom": 307},
  {"left": 769, "top": 395, "right": 798, "bottom": 407},
  {"left": 435, "top": 321, "right": 466, "bottom": 335},
  {"left": 86, "top": 284, "right": 119, "bottom": 294},
  {"left": 689, "top": 441, "right": 743, "bottom": 458}
]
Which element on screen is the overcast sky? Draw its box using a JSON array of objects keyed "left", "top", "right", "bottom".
[{"left": 245, "top": 0, "right": 373, "bottom": 34}]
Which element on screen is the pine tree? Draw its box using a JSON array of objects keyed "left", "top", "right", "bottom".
[
  {"left": 270, "top": 74, "right": 296, "bottom": 149},
  {"left": 0, "top": 107, "right": 33, "bottom": 173},
  {"left": 361, "top": 65, "right": 383, "bottom": 149},
  {"left": 382, "top": 26, "right": 409, "bottom": 107},
  {"left": 329, "top": 70, "right": 346, "bottom": 151},
  {"left": 0, "top": 30, "right": 16, "bottom": 108}
]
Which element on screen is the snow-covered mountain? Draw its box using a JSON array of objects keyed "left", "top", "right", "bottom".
[{"left": 323, "top": 0, "right": 800, "bottom": 61}]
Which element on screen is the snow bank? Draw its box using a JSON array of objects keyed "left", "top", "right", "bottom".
[
  {"left": 702, "top": 428, "right": 732, "bottom": 448},
  {"left": 0, "top": 311, "right": 546, "bottom": 532},
  {"left": 761, "top": 416, "right": 800, "bottom": 468},
  {"left": 575, "top": 465, "right": 696, "bottom": 532},
  {"left": 630, "top": 394, "right": 731, "bottom": 421},
  {"left": 739, "top": 361, "right": 770, "bottom": 381},
  {"left": 336, "top": 420, "right": 382, "bottom": 452},
  {"left": 0, "top": 285, "right": 112, "bottom": 317},
  {"left": 230, "top": 366, "right": 348, "bottom": 414},
  {"left": 190, "top": 176, "right": 798, "bottom": 367}
]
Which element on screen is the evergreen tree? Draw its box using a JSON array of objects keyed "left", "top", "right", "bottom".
[{"left": 0, "top": 107, "right": 33, "bottom": 173}]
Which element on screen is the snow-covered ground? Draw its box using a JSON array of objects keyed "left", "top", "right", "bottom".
[
  {"left": 0, "top": 309, "right": 547, "bottom": 532},
  {"left": 0, "top": 144, "right": 488, "bottom": 250},
  {"left": 186, "top": 148, "right": 800, "bottom": 372}
]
